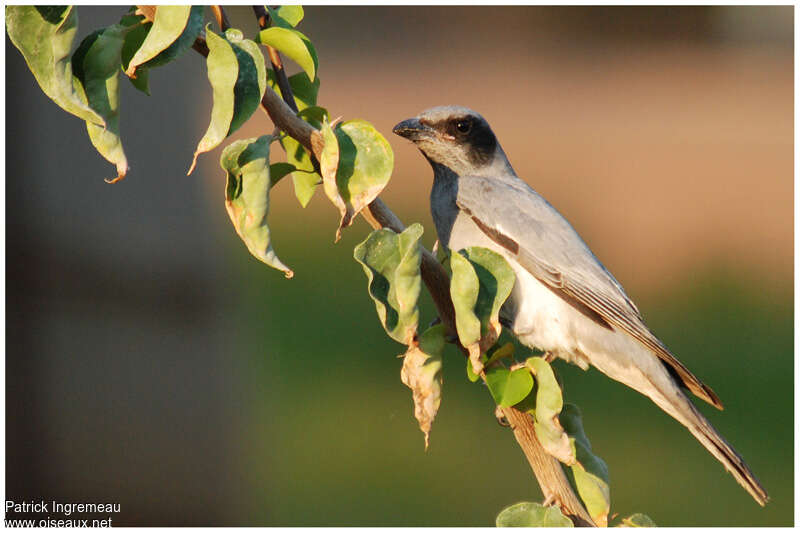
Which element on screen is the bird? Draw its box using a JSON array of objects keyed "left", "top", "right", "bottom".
[{"left": 392, "top": 105, "right": 768, "bottom": 506}]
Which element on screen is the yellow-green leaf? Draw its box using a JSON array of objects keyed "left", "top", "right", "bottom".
[
  {"left": 619, "top": 513, "right": 656, "bottom": 527},
  {"left": 6, "top": 6, "right": 104, "bottom": 125},
  {"left": 526, "top": 356, "right": 575, "bottom": 464},
  {"left": 267, "top": 5, "right": 304, "bottom": 28},
  {"left": 560, "top": 403, "right": 611, "bottom": 527},
  {"left": 320, "top": 119, "right": 394, "bottom": 242},
  {"left": 189, "top": 27, "right": 267, "bottom": 174},
  {"left": 449, "top": 247, "right": 515, "bottom": 374},
  {"left": 258, "top": 26, "right": 318, "bottom": 81},
  {"left": 485, "top": 367, "right": 534, "bottom": 408},
  {"left": 353, "top": 224, "right": 424, "bottom": 345},
  {"left": 221, "top": 136, "right": 292, "bottom": 277},
  {"left": 496, "top": 502, "right": 573, "bottom": 527},
  {"left": 124, "top": 5, "right": 204, "bottom": 76}
]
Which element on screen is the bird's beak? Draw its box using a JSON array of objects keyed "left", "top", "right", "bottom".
[{"left": 392, "top": 118, "right": 434, "bottom": 141}]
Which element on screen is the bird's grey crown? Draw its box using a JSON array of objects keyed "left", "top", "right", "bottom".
[{"left": 416, "top": 105, "right": 486, "bottom": 124}]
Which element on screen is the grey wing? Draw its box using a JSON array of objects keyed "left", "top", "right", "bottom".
[{"left": 456, "top": 175, "right": 722, "bottom": 409}]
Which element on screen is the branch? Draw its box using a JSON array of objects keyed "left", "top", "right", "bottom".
[{"left": 133, "top": 4, "right": 595, "bottom": 525}]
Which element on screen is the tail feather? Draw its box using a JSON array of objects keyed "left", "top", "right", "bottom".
[
  {"left": 681, "top": 402, "right": 769, "bottom": 506},
  {"left": 648, "top": 380, "right": 769, "bottom": 506}
]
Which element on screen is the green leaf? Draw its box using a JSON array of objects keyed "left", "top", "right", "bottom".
[
  {"left": 6, "top": 6, "right": 104, "bottom": 125},
  {"left": 466, "top": 357, "right": 480, "bottom": 383},
  {"left": 449, "top": 247, "right": 515, "bottom": 374},
  {"left": 221, "top": 135, "right": 292, "bottom": 277},
  {"left": 72, "top": 24, "right": 129, "bottom": 183},
  {"left": 120, "top": 17, "right": 152, "bottom": 95},
  {"left": 320, "top": 119, "right": 395, "bottom": 242},
  {"left": 525, "top": 357, "right": 574, "bottom": 464},
  {"left": 297, "top": 105, "right": 329, "bottom": 124},
  {"left": 400, "top": 324, "right": 445, "bottom": 449},
  {"left": 496, "top": 502, "right": 573, "bottom": 527},
  {"left": 267, "top": 71, "right": 322, "bottom": 207},
  {"left": 619, "top": 513, "right": 656, "bottom": 527},
  {"left": 124, "top": 5, "right": 204, "bottom": 76},
  {"left": 267, "top": 5, "right": 304, "bottom": 28},
  {"left": 269, "top": 162, "right": 297, "bottom": 187},
  {"left": 485, "top": 367, "right": 534, "bottom": 408},
  {"left": 353, "top": 224, "right": 424, "bottom": 345},
  {"left": 560, "top": 404, "right": 611, "bottom": 527},
  {"left": 258, "top": 26, "right": 318, "bottom": 81},
  {"left": 266, "top": 71, "right": 319, "bottom": 112},
  {"left": 189, "top": 27, "right": 268, "bottom": 174},
  {"left": 280, "top": 135, "right": 320, "bottom": 207}
]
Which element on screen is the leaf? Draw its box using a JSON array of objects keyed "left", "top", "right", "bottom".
[
  {"left": 6, "top": 6, "right": 104, "bottom": 125},
  {"left": 258, "top": 26, "right": 318, "bottom": 81},
  {"left": 189, "top": 27, "right": 268, "bottom": 174},
  {"left": 496, "top": 502, "right": 573, "bottom": 527},
  {"left": 269, "top": 162, "right": 297, "bottom": 187},
  {"left": 320, "top": 119, "right": 395, "bottom": 242},
  {"left": 449, "top": 247, "right": 515, "bottom": 374},
  {"left": 221, "top": 135, "right": 292, "bottom": 277},
  {"left": 560, "top": 404, "right": 611, "bottom": 527},
  {"left": 466, "top": 357, "right": 480, "bottom": 383},
  {"left": 619, "top": 513, "right": 656, "bottom": 527},
  {"left": 267, "top": 5, "right": 304, "bottom": 28},
  {"left": 124, "top": 5, "right": 204, "bottom": 76},
  {"left": 486, "top": 342, "right": 515, "bottom": 367},
  {"left": 297, "top": 105, "right": 329, "bottom": 124},
  {"left": 526, "top": 357, "right": 575, "bottom": 465},
  {"left": 120, "top": 17, "right": 152, "bottom": 95},
  {"left": 485, "top": 367, "right": 534, "bottom": 408},
  {"left": 353, "top": 224, "right": 424, "bottom": 345},
  {"left": 280, "top": 135, "right": 321, "bottom": 207},
  {"left": 266, "top": 71, "right": 319, "bottom": 112},
  {"left": 400, "top": 324, "right": 445, "bottom": 449},
  {"left": 72, "top": 25, "right": 129, "bottom": 183}
]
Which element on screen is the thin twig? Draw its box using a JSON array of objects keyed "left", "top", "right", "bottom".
[
  {"left": 252, "top": 5, "right": 299, "bottom": 114},
  {"left": 211, "top": 5, "right": 232, "bottom": 32},
  {"left": 134, "top": 3, "right": 595, "bottom": 525}
]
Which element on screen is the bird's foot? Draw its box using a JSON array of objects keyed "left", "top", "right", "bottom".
[
  {"left": 494, "top": 406, "right": 510, "bottom": 427},
  {"left": 543, "top": 351, "right": 557, "bottom": 363}
]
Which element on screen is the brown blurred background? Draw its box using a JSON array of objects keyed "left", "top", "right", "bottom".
[{"left": 6, "top": 6, "right": 792, "bottom": 526}]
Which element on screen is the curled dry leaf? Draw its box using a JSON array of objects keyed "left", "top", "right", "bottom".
[{"left": 400, "top": 325, "right": 445, "bottom": 449}]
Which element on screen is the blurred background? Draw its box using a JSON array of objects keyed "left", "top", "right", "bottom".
[{"left": 5, "top": 5, "right": 792, "bottom": 526}]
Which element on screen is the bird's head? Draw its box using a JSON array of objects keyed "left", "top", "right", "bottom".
[{"left": 392, "top": 106, "right": 505, "bottom": 177}]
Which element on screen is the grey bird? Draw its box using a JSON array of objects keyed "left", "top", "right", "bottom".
[{"left": 393, "top": 105, "right": 768, "bottom": 506}]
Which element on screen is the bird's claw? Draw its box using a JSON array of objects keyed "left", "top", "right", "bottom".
[{"left": 494, "top": 406, "right": 510, "bottom": 427}]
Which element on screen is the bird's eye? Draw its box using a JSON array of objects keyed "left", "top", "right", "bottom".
[{"left": 455, "top": 120, "right": 471, "bottom": 134}]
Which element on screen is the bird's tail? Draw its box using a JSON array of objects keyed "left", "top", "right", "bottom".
[{"left": 649, "top": 382, "right": 769, "bottom": 506}]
